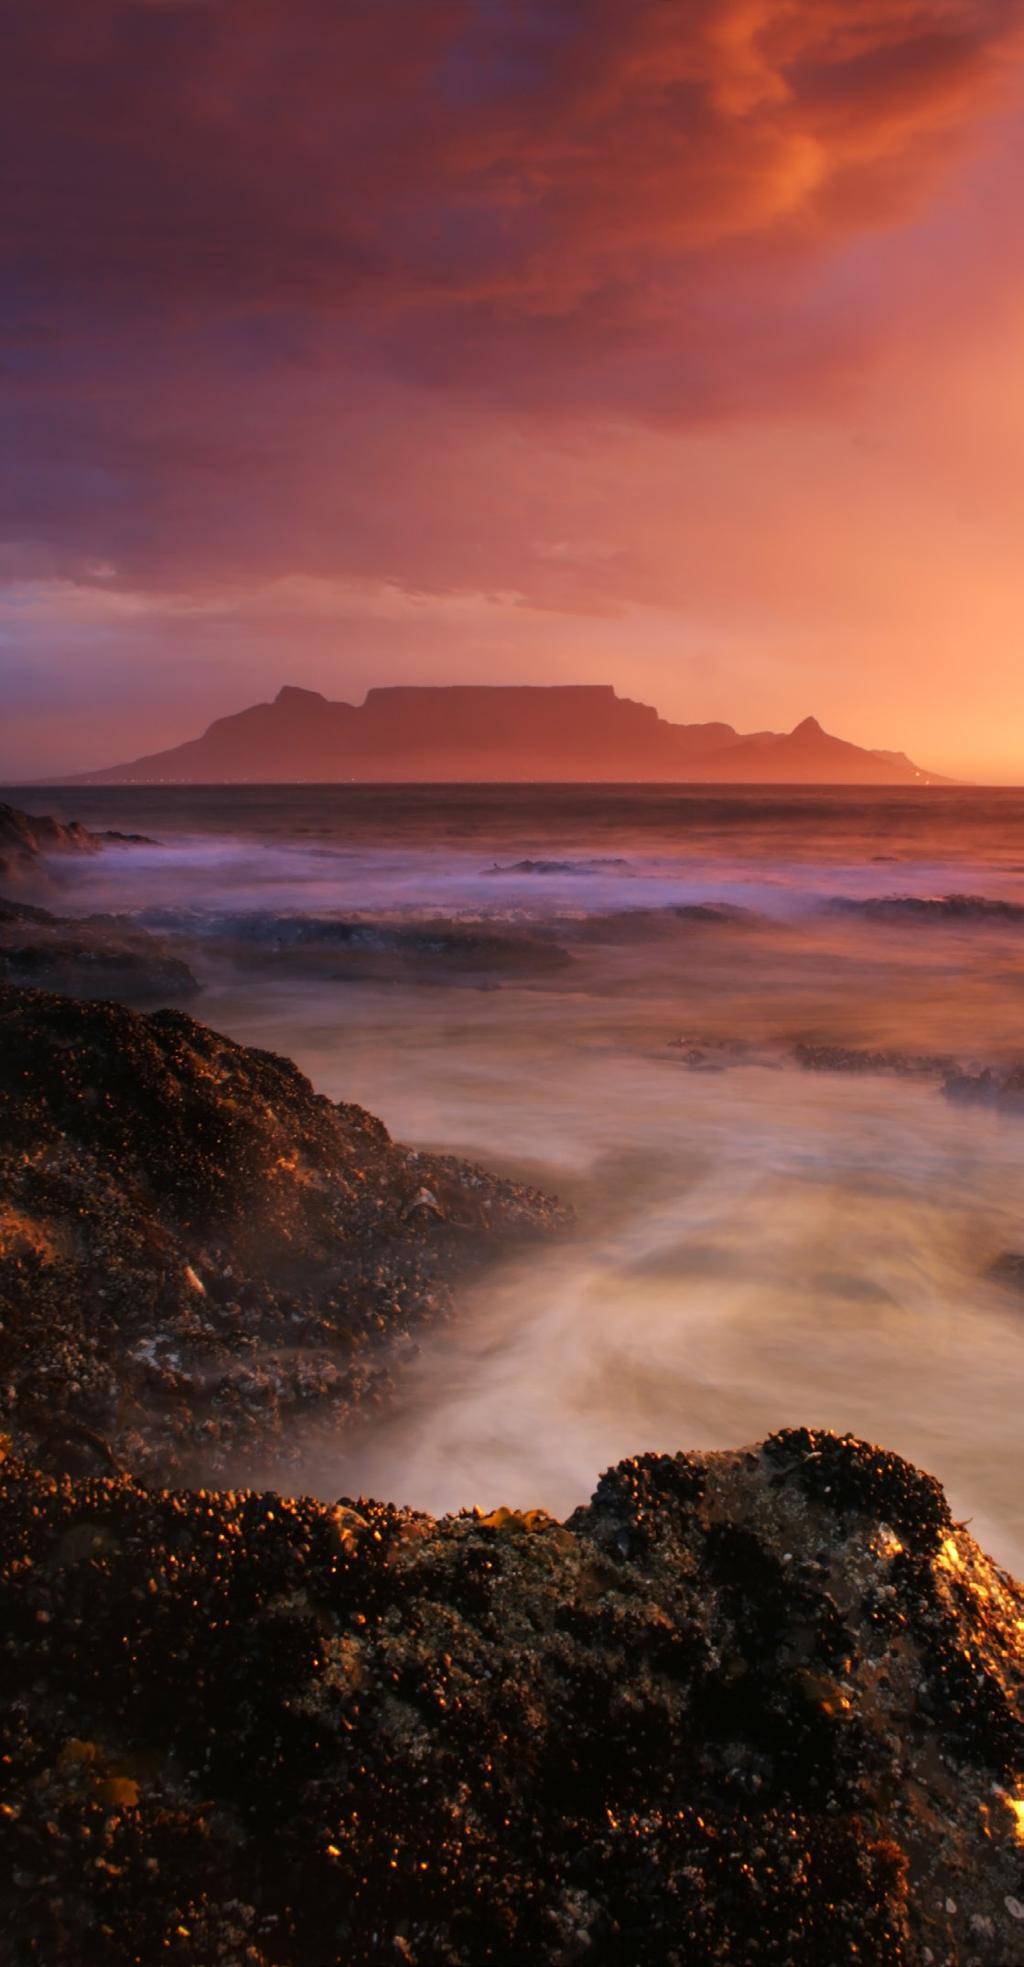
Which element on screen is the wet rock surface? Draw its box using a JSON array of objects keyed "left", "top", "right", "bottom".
[
  {"left": 0, "top": 987, "right": 568, "bottom": 1481},
  {"left": 987, "top": 1252, "right": 1024, "bottom": 1292},
  {"left": 667, "top": 1033, "right": 756, "bottom": 1071},
  {"left": 0, "top": 802, "right": 105, "bottom": 877},
  {"left": 0, "top": 896, "right": 58, "bottom": 926},
  {"left": 0, "top": 903, "right": 199, "bottom": 1003},
  {"left": 944, "top": 1063, "right": 1024, "bottom": 1112},
  {"left": 792, "top": 1041, "right": 953, "bottom": 1077},
  {"left": 667, "top": 1034, "right": 959, "bottom": 1079},
  {"left": 0, "top": 1429, "right": 1020, "bottom": 1966},
  {"left": 131, "top": 909, "right": 574, "bottom": 987},
  {"left": 487, "top": 857, "right": 634, "bottom": 875},
  {"left": 0, "top": 801, "right": 156, "bottom": 882},
  {"left": 571, "top": 903, "right": 757, "bottom": 946},
  {"left": 826, "top": 894, "right": 1024, "bottom": 925}
]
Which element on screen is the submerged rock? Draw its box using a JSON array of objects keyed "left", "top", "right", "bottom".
[
  {"left": 0, "top": 917, "right": 199, "bottom": 1003},
  {"left": 487, "top": 857, "right": 633, "bottom": 875},
  {"left": 988, "top": 1252, "right": 1024, "bottom": 1291},
  {"left": 137, "top": 909, "right": 573, "bottom": 985},
  {"left": 0, "top": 987, "right": 569, "bottom": 1481},
  {"left": 0, "top": 894, "right": 58, "bottom": 926},
  {"left": 0, "top": 1429, "right": 1019, "bottom": 1966},
  {"left": 792, "top": 1041, "right": 951, "bottom": 1078},
  {"left": 827, "top": 894, "right": 1024, "bottom": 925},
  {"left": 943, "top": 1062, "right": 1024, "bottom": 1112},
  {"left": 667, "top": 1033, "right": 756, "bottom": 1070},
  {"left": 667, "top": 1035, "right": 957, "bottom": 1081},
  {"left": 574, "top": 903, "right": 756, "bottom": 946}
]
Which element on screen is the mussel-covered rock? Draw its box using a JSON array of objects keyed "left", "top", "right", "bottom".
[
  {"left": 0, "top": 1430, "right": 1020, "bottom": 1966},
  {"left": 0, "top": 987, "right": 568, "bottom": 1479}
]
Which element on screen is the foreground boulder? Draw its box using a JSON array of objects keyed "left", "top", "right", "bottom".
[
  {"left": 0, "top": 988, "right": 567, "bottom": 1479},
  {"left": 0, "top": 1430, "right": 1020, "bottom": 1965}
]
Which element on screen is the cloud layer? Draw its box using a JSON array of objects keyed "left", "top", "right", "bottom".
[{"left": 4, "top": 1, "right": 1024, "bottom": 774}]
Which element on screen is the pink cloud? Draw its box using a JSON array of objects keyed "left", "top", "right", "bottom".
[{"left": 6, "top": 2, "right": 1024, "bottom": 776}]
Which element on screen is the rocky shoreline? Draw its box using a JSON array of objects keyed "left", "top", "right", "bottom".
[
  {"left": 0, "top": 896, "right": 199, "bottom": 1003},
  {"left": 0, "top": 986, "right": 569, "bottom": 1484},
  {"left": 0, "top": 819, "right": 1021, "bottom": 1964},
  {"left": 1, "top": 1430, "right": 1021, "bottom": 1966},
  {"left": 0, "top": 800, "right": 154, "bottom": 882},
  {"left": 0, "top": 803, "right": 187, "bottom": 1002}
]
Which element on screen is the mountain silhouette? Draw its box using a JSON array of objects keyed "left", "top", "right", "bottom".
[{"left": 65, "top": 685, "right": 948, "bottom": 785}]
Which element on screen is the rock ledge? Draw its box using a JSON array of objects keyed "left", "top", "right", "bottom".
[{"left": 0, "top": 1430, "right": 1021, "bottom": 1966}]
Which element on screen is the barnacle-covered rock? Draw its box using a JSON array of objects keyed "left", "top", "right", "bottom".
[
  {"left": 0, "top": 1431, "right": 1020, "bottom": 1965},
  {"left": 0, "top": 987, "right": 569, "bottom": 1479}
]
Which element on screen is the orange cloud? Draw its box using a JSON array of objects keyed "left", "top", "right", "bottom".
[{"left": 5, "top": 2, "right": 1024, "bottom": 776}]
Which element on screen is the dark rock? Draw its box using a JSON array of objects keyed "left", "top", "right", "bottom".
[
  {"left": 572, "top": 904, "right": 756, "bottom": 947},
  {"left": 0, "top": 1430, "right": 1019, "bottom": 1965},
  {"left": 0, "top": 803, "right": 157, "bottom": 884},
  {"left": 0, "top": 801, "right": 105, "bottom": 881},
  {"left": 664, "top": 902, "right": 755, "bottom": 925},
  {"left": 0, "top": 987, "right": 569, "bottom": 1480},
  {"left": 792, "top": 1042, "right": 951, "bottom": 1078},
  {"left": 402, "top": 1185, "right": 446, "bottom": 1224},
  {"left": 487, "top": 857, "right": 633, "bottom": 875},
  {"left": 0, "top": 894, "right": 58, "bottom": 926},
  {"left": 943, "top": 1063, "right": 1024, "bottom": 1111},
  {"left": 827, "top": 894, "right": 1024, "bottom": 924},
  {"left": 0, "top": 892, "right": 198, "bottom": 1005},
  {"left": 138, "top": 910, "right": 572, "bottom": 984},
  {"left": 667, "top": 1036, "right": 956, "bottom": 1080},
  {"left": 0, "top": 931, "right": 199, "bottom": 1003},
  {"left": 988, "top": 1252, "right": 1024, "bottom": 1291},
  {"left": 0, "top": 799, "right": 102, "bottom": 866},
  {"left": 667, "top": 1033, "right": 755, "bottom": 1071}
]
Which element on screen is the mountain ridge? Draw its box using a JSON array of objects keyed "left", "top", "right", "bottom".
[{"left": 59, "top": 683, "right": 950, "bottom": 785}]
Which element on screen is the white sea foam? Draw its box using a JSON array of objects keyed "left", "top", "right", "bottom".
[{"left": 7, "top": 781, "right": 1024, "bottom": 1568}]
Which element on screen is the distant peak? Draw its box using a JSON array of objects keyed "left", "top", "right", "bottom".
[
  {"left": 69, "top": 682, "right": 946, "bottom": 785},
  {"left": 275, "top": 686, "right": 326, "bottom": 706}
]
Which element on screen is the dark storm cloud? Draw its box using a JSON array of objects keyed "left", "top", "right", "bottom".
[
  {"left": 8, "top": 2, "right": 1023, "bottom": 321},
  {"left": 2, "top": 0, "right": 1024, "bottom": 602}
]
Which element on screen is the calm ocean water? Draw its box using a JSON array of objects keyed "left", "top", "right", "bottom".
[
  {"left": 9, "top": 781, "right": 1024, "bottom": 1567},
  {"left": 17, "top": 778, "right": 1024, "bottom": 862}
]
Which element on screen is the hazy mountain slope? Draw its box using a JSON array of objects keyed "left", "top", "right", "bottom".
[
  {"left": 64, "top": 686, "right": 946, "bottom": 784},
  {"left": 699, "top": 715, "right": 945, "bottom": 784}
]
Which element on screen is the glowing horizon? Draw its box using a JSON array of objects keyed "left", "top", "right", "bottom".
[{"left": 5, "top": 2, "right": 1024, "bottom": 782}]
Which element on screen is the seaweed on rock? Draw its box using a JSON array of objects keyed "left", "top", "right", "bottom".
[
  {"left": 0, "top": 1432, "right": 1020, "bottom": 1966},
  {"left": 0, "top": 987, "right": 569, "bottom": 1481}
]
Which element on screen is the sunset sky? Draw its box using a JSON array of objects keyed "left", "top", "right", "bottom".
[{"left": 5, "top": 0, "right": 1024, "bottom": 781}]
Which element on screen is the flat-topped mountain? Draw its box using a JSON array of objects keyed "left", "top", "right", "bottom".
[{"left": 66, "top": 684, "right": 947, "bottom": 784}]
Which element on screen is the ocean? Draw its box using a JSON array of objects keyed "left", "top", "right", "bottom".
[{"left": 10, "top": 781, "right": 1024, "bottom": 1570}]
